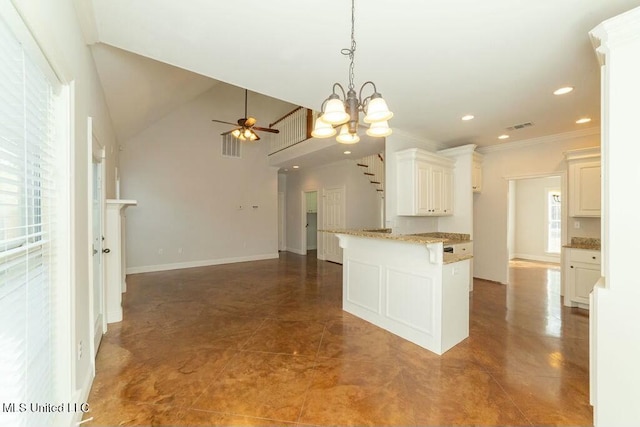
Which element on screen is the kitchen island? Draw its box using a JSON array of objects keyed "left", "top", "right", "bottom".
[{"left": 324, "top": 229, "right": 472, "bottom": 355}]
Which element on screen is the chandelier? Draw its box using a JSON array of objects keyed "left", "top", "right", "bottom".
[{"left": 311, "top": 0, "right": 393, "bottom": 144}]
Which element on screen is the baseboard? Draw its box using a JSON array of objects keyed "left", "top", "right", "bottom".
[
  {"left": 53, "top": 368, "right": 93, "bottom": 427},
  {"left": 287, "top": 248, "right": 307, "bottom": 256},
  {"left": 512, "top": 253, "right": 561, "bottom": 263},
  {"left": 126, "top": 253, "right": 279, "bottom": 274}
]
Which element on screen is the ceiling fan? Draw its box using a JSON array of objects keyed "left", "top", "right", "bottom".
[{"left": 211, "top": 89, "right": 280, "bottom": 141}]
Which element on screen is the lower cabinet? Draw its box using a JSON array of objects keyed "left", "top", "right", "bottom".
[
  {"left": 563, "top": 248, "right": 601, "bottom": 309},
  {"left": 450, "top": 242, "right": 473, "bottom": 292}
]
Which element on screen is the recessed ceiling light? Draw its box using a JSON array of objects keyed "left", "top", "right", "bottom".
[
  {"left": 498, "top": 134, "right": 510, "bottom": 140},
  {"left": 344, "top": 151, "right": 351, "bottom": 155},
  {"left": 461, "top": 114, "right": 475, "bottom": 121},
  {"left": 576, "top": 117, "right": 592, "bottom": 124},
  {"left": 292, "top": 165, "right": 299, "bottom": 169},
  {"left": 553, "top": 86, "right": 574, "bottom": 95}
]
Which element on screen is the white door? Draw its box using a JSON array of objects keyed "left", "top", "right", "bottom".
[
  {"left": 92, "top": 160, "right": 104, "bottom": 355},
  {"left": 323, "top": 187, "right": 345, "bottom": 264}
]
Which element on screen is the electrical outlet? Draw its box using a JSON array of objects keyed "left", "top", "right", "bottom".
[
  {"left": 77, "top": 341, "right": 83, "bottom": 360},
  {"left": 158, "top": 248, "right": 163, "bottom": 255},
  {"left": 178, "top": 248, "right": 183, "bottom": 254},
  {"left": 574, "top": 221, "right": 581, "bottom": 229}
]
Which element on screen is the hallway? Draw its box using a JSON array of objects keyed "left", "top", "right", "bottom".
[{"left": 84, "top": 255, "right": 591, "bottom": 426}]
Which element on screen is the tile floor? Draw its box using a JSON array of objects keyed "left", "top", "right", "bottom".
[{"left": 83, "top": 253, "right": 592, "bottom": 426}]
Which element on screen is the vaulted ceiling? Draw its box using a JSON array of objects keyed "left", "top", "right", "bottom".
[{"left": 77, "top": 0, "right": 640, "bottom": 149}]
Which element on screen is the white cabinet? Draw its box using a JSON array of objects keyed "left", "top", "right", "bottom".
[
  {"left": 472, "top": 153, "right": 483, "bottom": 193},
  {"left": 565, "top": 147, "right": 601, "bottom": 217},
  {"left": 563, "top": 247, "right": 600, "bottom": 309},
  {"left": 397, "top": 148, "right": 454, "bottom": 216},
  {"left": 449, "top": 241, "right": 473, "bottom": 291}
]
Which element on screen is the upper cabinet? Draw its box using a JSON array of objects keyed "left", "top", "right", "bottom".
[
  {"left": 472, "top": 152, "right": 483, "bottom": 193},
  {"left": 565, "top": 147, "right": 601, "bottom": 217},
  {"left": 396, "top": 148, "right": 454, "bottom": 216}
]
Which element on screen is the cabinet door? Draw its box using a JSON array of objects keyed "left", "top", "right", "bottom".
[
  {"left": 430, "top": 166, "right": 444, "bottom": 215},
  {"left": 416, "top": 163, "right": 432, "bottom": 215},
  {"left": 570, "top": 161, "right": 601, "bottom": 217},
  {"left": 442, "top": 168, "right": 453, "bottom": 215},
  {"left": 472, "top": 162, "right": 482, "bottom": 193},
  {"left": 573, "top": 263, "right": 600, "bottom": 304}
]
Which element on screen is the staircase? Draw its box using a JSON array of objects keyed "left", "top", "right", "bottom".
[{"left": 356, "top": 153, "right": 385, "bottom": 198}]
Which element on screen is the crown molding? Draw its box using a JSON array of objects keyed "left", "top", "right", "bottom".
[
  {"left": 590, "top": 6, "right": 640, "bottom": 67},
  {"left": 477, "top": 127, "right": 600, "bottom": 154},
  {"left": 437, "top": 143, "right": 478, "bottom": 158}
]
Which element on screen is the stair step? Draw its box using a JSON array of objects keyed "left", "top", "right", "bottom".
[
  {"left": 377, "top": 189, "right": 384, "bottom": 192},
  {"left": 364, "top": 172, "right": 374, "bottom": 176},
  {"left": 356, "top": 163, "right": 368, "bottom": 167},
  {"left": 370, "top": 181, "right": 381, "bottom": 184}
]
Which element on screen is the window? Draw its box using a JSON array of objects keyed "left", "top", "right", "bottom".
[
  {"left": 547, "top": 190, "right": 561, "bottom": 254},
  {"left": 0, "top": 13, "right": 60, "bottom": 427}
]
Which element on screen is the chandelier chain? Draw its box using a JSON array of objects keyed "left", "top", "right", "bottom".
[{"left": 340, "top": 0, "right": 357, "bottom": 91}]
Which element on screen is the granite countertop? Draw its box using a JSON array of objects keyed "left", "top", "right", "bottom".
[
  {"left": 320, "top": 229, "right": 474, "bottom": 264},
  {"left": 563, "top": 237, "right": 601, "bottom": 250},
  {"left": 320, "top": 229, "right": 447, "bottom": 244},
  {"left": 320, "top": 229, "right": 472, "bottom": 247},
  {"left": 409, "top": 232, "right": 471, "bottom": 245},
  {"left": 443, "top": 253, "right": 474, "bottom": 264}
]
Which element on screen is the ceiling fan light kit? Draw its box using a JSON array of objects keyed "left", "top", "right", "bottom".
[
  {"left": 312, "top": 0, "right": 393, "bottom": 144},
  {"left": 212, "top": 89, "right": 280, "bottom": 141}
]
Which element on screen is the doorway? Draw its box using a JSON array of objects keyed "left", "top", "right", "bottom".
[
  {"left": 301, "top": 190, "right": 318, "bottom": 255},
  {"left": 322, "top": 186, "right": 346, "bottom": 264},
  {"left": 507, "top": 174, "right": 566, "bottom": 267}
]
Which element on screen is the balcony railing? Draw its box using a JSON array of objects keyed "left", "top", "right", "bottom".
[{"left": 268, "top": 107, "right": 316, "bottom": 155}]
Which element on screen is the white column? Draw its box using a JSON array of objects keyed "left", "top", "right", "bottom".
[{"left": 590, "top": 7, "right": 640, "bottom": 426}]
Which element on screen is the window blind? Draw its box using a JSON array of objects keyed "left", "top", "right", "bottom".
[{"left": 0, "top": 14, "right": 57, "bottom": 427}]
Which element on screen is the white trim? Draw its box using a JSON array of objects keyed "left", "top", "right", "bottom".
[
  {"left": 126, "top": 253, "right": 280, "bottom": 275},
  {"left": 437, "top": 143, "right": 478, "bottom": 157},
  {"left": 512, "top": 253, "right": 561, "bottom": 263},
  {"left": 287, "top": 247, "right": 307, "bottom": 256},
  {"left": 479, "top": 127, "right": 600, "bottom": 154}
]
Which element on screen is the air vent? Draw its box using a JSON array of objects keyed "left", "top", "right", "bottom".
[
  {"left": 221, "top": 133, "right": 241, "bottom": 158},
  {"left": 506, "top": 122, "right": 534, "bottom": 131}
]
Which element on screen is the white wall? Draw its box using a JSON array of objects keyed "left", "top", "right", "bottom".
[
  {"left": 474, "top": 131, "right": 600, "bottom": 284},
  {"left": 120, "top": 84, "right": 294, "bottom": 272},
  {"left": 284, "top": 160, "right": 381, "bottom": 255},
  {"left": 10, "top": 0, "right": 119, "bottom": 421},
  {"left": 512, "top": 176, "right": 561, "bottom": 262}
]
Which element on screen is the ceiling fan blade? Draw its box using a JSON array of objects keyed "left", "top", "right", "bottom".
[
  {"left": 244, "top": 117, "right": 257, "bottom": 127},
  {"left": 212, "top": 119, "right": 237, "bottom": 126},
  {"left": 253, "top": 126, "right": 280, "bottom": 134},
  {"left": 253, "top": 133, "right": 261, "bottom": 141}
]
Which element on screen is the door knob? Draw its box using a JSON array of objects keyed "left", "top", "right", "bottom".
[{"left": 102, "top": 248, "right": 111, "bottom": 254}]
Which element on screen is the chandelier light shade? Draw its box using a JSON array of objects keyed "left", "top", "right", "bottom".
[
  {"left": 363, "top": 94, "right": 393, "bottom": 123},
  {"left": 311, "top": 114, "right": 338, "bottom": 138},
  {"left": 313, "top": 0, "right": 393, "bottom": 144},
  {"left": 366, "top": 120, "right": 392, "bottom": 137},
  {"left": 336, "top": 125, "right": 361, "bottom": 144}
]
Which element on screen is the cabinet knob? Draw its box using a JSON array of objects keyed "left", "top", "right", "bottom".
[
  {"left": 592, "top": 256, "right": 596, "bottom": 259},
  {"left": 103, "top": 248, "right": 111, "bottom": 254},
  {"left": 570, "top": 265, "right": 574, "bottom": 268}
]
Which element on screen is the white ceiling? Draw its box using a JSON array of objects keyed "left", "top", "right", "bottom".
[{"left": 79, "top": 0, "right": 640, "bottom": 151}]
